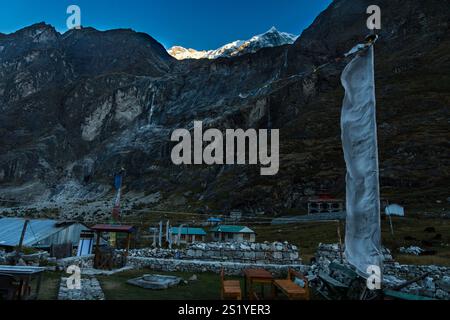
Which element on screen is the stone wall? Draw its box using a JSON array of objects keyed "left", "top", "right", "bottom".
[
  {"left": 186, "top": 242, "right": 301, "bottom": 265},
  {"left": 57, "top": 255, "right": 94, "bottom": 269},
  {"left": 128, "top": 241, "right": 301, "bottom": 265},
  {"left": 127, "top": 256, "right": 307, "bottom": 276},
  {"left": 314, "top": 243, "right": 394, "bottom": 267},
  {"left": 128, "top": 248, "right": 185, "bottom": 259}
]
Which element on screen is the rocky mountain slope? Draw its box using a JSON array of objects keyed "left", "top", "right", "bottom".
[
  {"left": 0, "top": 0, "right": 449, "bottom": 221},
  {"left": 168, "top": 27, "right": 298, "bottom": 60}
]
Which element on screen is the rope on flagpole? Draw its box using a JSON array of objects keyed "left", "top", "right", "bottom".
[{"left": 244, "top": 34, "right": 380, "bottom": 99}]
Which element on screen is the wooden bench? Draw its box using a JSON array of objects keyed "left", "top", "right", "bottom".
[
  {"left": 220, "top": 269, "right": 242, "bottom": 300},
  {"left": 317, "top": 262, "right": 359, "bottom": 300},
  {"left": 273, "top": 269, "right": 310, "bottom": 300}
]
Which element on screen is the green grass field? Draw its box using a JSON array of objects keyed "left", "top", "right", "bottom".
[
  {"left": 98, "top": 270, "right": 243, "bottom": 300},
  {"left": 253, "top": 215, "right": 450, "bottom": 266}
]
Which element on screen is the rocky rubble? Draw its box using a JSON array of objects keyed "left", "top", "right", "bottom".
[
  {"left": 399, "top": 246, "right": 425, "bottom": 256},
  {"left": 384, "top": 264, "right": 450, "bottom": 299},
  {"left": 0, "top": 250, "right": 55, "bottom": 266},
  {"left": 58, "top": 276, "right": 105, "bottom": 301},
  {"left": 312, "top": 243, "right": 450, "bottom": 300}
]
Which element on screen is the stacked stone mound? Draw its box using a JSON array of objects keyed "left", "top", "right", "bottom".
[{"left": 186, "top": 241, "right": 301, "bottom": 265}]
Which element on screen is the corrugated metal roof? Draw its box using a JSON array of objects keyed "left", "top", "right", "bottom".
[
  {"left": 171, "top": 227, "right": 207, "bottom": 236},
  {"left": 91, "top": 224, "right": 135, "bottom": 233},
  {"left": 210, "top": 225, "right": 255, "bottom": 234},
  {"left": 0, "top": 218, "right": 64, "bottom": 247}
]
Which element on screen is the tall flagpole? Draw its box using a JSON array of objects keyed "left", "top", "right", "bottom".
[{"left": 110, "top": 168, "right": 124, "bottom": 248}]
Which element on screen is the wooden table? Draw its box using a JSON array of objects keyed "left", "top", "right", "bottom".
[
  {"left": 243, "top": 269, "right": 274, "bottom": 300},
  {"left": 0, "top": 266, "right": 45, "bottom": 300}
]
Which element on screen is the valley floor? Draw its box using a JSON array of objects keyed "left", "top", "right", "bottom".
[{"left": 119, "top": 213, "right": 450, "bottom": 267}]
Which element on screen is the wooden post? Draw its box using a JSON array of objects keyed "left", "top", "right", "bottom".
[
  {"left": 152, "top": 226, "right": 157, "bottom": 247},
  {"left": 388, "top": 214, "right": 395, "bottom": 236},
  {"left": 167, "top": 222, "right": 173, "bottom": 249},
  {"left": 386, "top": 200, "right": 395, "bottom": 236},
  {"left": 178, "top": 224, "right": 185, "bottom": 246},
  {"left": 125, "top": 233, "right": 131, "bottom": 258},
  {"left": 15, "top": 219, "right": 29, "bottom": 265},
  {"left": 18, "top": 220, "right": 29, "bottom": 249},
  {"left": 165, "top": 220, "right": 170, "bottom": 243},
  {"left": 158, "top": 221, "right": 163, "bottom": 248},
  {"left": 94, "top": 231, "right": 101, "bottom": 269},
  {"left": 336, "top": 220, "right": 344, "bottom": 263}
]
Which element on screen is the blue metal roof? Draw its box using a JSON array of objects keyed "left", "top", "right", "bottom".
[
  {"left": 0, "top": 218, "right": 64, "bottom": 247},
  {"left": 207, "top": 217, "right": 223, "bottom": 222},
  {"left": 171, "top": 227, "right": 207, "bottom": 236}
]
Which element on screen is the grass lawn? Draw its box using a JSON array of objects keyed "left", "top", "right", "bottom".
[
  {"left": 97, "top": 269, "right": 244, "bottom": 300},
  {"left": 38, "top": 271, "right": 62, "bottom": 300}
]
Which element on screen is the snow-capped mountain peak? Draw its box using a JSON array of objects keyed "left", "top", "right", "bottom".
[{"left": 168, "top": 27, "right": 298, "bottom": 60}]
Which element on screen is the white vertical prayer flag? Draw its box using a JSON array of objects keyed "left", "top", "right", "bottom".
[{"left": 341, "top": 44, "right": 383, "bottom": 277}]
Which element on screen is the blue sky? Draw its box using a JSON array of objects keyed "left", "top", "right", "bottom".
[{"left": 0, "top": 0, "right": 332, "bottom": 49}]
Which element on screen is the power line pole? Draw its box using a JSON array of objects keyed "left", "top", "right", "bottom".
[{"left": 14, "top": 219, "right": 29, "bottom": 265}]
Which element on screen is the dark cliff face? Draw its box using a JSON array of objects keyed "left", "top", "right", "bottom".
[
  {"left": 62, "top": 27, "right": 173, "bottom": 77},
  {"left": 0, "top": 0, "right": 449, "bottom": 220}
]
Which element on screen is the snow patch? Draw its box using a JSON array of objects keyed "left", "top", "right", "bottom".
[{"left": 168, "top": 27, "right": 298, "bottom": 60}]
